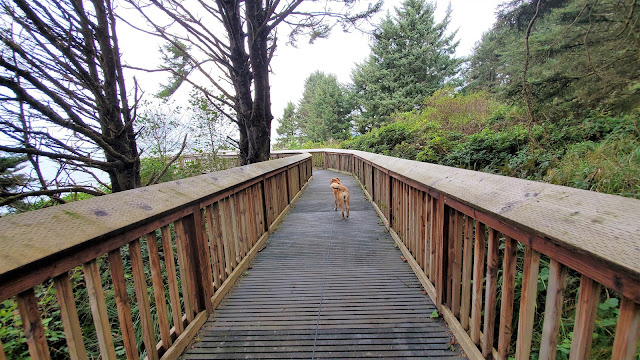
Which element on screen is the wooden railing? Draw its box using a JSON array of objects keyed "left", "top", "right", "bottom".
[
  {"left": 0, "top": 154, "right": 312, "bottom": 360},
  {"left": 280, "top": 149, "right": 640, "bottom": 360}
]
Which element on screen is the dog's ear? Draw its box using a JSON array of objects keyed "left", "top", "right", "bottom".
[{"left": 336, "top": 177, "right": 340, "bottom": 181}]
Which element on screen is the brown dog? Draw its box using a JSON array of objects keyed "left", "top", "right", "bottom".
[{"left": 330, "top": 177, "right": 350, "bottom": 219}]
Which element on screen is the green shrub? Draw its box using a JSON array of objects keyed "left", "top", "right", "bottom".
[{"left": 545, "top": 134, "right": 640, "bottom": 197}]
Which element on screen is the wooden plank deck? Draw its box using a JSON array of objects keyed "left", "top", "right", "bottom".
[{"left": 181, "top": 170, "right": 464, "bottom": 359}]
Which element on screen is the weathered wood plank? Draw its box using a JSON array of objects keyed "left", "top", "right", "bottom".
[
  {"left": 185, "top": 207, "right": 214, "bottom": 314},
  {"left": 460, "top": 215, "right": 473, "bottom": 331},
  {"left": 146, "top": 231, "right": 172, "bottom": 350},
  {"left": 83, "top": 260, "right": 117, "bottom": 360},
  {"left": 482, "top": 228, "right": 499, "bottom": 358},
  {"left": 129, "top": 239, "right": 159, "bottom": 360},
  {"left": 53, "top": 273, "right": 87, "bottom": 360},
  {"left": 17, "top": 289, "right": 50, "bottom": 360},
  {"left": 451, "top": 210, "right": 463, "bottom": 317},
  {"left": 107, "top": 249, "right": 140, "bottom": 360},
  {"left": 498, "top": 236, "right": 517, "bottom": 359},
  {"left": 174, "top": 218, "right": 195, "bottom": 322},
  {"left": 515, "top": 247, "right": 540, "bottom": 360},
  {"left": 569, "top": 276, "right": 601, "bottom": 360},
  {"left": 611, "top": 297, "right": 640, "bottom": 360},
  {"left": 161, "top": 225, "right": 184, "bottom": 336},
  {"left": 539, "top": 259, "right": 568, "bottom": 360},
  {"left": 204, "top": 205, "right": 221, "bottom": 289},
  {"left": 470, "top": 221, "right": 486, "bottom": 345}
]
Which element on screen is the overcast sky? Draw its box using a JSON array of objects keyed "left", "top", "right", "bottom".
[{"left": 118, "top": 0, "right": 505, "bottom": 139}]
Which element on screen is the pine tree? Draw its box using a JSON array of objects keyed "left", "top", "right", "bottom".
[
  {"left": 276, "top": 102, "right": 299, "bottom": 140},
  {"left": 297, "top": 72, "right": 354, "bottom": 143},
  {"left": 352, "top": 0, "right": 462, "bottom": 131},
  {"left": 465, "top": 0, "right": 640, "bottom": 116}
]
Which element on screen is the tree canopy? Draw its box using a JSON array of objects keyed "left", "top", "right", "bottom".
[
  {"left": 298, "top": 72, "right": 354, "bottom": 143},
  {"left": 352, "top": 0, "right": 462, "bottom": 132},
  {"left": 465, "top": 0, "right": 640, "bottom": 117},
  {"left": 0, "top": 0, "right": 142, "bottom": 206},
  {"left": 127, "top": 0, "right": 381, "bottom": 164}
]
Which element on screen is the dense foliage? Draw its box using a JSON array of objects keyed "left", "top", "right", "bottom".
[
  {"left": 465, "top": 0, "right": 640, "bottom": 117},
  {"left": 342, "top": 90, "right": 639, "bottom": 198},
  {"left": 351, "top": 0, "right": 462, "bottom": 132},
  {"left": 275, "top": 72, "right": 354, "bottom": 148}
]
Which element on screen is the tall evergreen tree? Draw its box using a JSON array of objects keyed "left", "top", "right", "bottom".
[
  {"left": 465, "top": 0, "right": 640, "bottom": 116},
  {"left": 352, "top": 0, "right": 462, "bottom": 132},
  {"left": 298, "top": 72, "right": 354, "bottom": 143}
]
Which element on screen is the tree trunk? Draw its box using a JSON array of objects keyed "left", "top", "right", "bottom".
[
  {"left": 218, "top": 0, "right": 255, "bottom": 165},
  {"left": 245, "top": 0, "right": 272, "bottom": 164}
]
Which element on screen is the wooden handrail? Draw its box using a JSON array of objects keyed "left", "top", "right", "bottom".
[
  {"left": 0, "top": 154, "right": 313, "bottom": 360},
  {"left": 277, "top": 148, "right": 640, "bottom": 360}
]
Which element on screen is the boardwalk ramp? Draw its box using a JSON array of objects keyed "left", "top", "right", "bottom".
[{"left": 181, "top": 169, "right": 463, "bottom": 359}]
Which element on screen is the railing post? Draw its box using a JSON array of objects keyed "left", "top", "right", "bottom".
[
  {"left": 285, "top": 168, "right": 291, "bottom": 204},
  {"left": 323, "top": 152, "right": 327, "bottom": 169},
  {"left": 260, "top": 179, "right": 269, "bottom": 232},
  {"left": 184, "top": 206, "right": 214, "bottom": 314}
]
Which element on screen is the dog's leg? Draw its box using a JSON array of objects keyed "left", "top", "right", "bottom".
[
  {"left": 338, "top": 195, "right": 345, "bottom": 219},
  {"left": 334, "top": 197, "right": 337, "bottom": 211},
  {"left": 346, "top": 194, "right": 350, "bottom": 218}
]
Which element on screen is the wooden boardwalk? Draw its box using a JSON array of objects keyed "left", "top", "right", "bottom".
[{"left": 181, "top": 170, "right": 464, "bottom": 359}]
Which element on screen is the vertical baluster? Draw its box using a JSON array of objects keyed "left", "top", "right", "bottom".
[
  {"left": 218, "top": 198, "right": 234, "bottom": 274},
  {"left": 248, "top": 185, "right": 257, "bottom": 246},
  {"left": 53, "top": 273, "right": 88, "bottom": 360},
  {"left": 539, "top": 259, "right": 568, "bottom": 360},
  {"left": 418, "top": 191, "right": 426, "bottom": 270},
  {"left": 17, "top": 289, "right": 50, "bottom": 360},
  {"left": 205, "top": 206, "right": 221, "bottom": 289},
  {"left": 611, "top": 297, "right": 640, "bottom": 359},
  {"left": 146, "top": 231, "right": 172, "bottom": 350},
  {"left": 235, "top": 192, "right": 246, "bottom": 258},
  {"left": 429, "top": 195, "right": 437, "bottom": 281},
  {"left": 266, "top": 177, "right": 275, "bottom": 226},
  {"left": 470, "top": 221, "right": 486, "bottom": 345},
  {"left": 186, "top": 205, "right": 214, "bottom": 314},
  {"left": 258, "top": 180, "right": 267, "bottom": 234},
  {"left": 482, "top": 228, "right": 499, "bottom": 358},
  {"left": 515, "top": 247, "right": 540, "bottom": 360},
  {"left": 569, "top": 276, "right": 601, "bottom": 360},
  {"left": 446, "top": 208, "right": 456, "bottom": 307},
  {"left": 404, "top": 183, "right": 409, "bottom": 243},
  {"left": 230, "top": 194, "right": 242, "bottom": 262},
  {"left": 451, "top": 211, "right": 463, "bottom": 317},
  {"left": 83, "top": 260, "right": 117, "bottom": 359},
  {"left": 245, "top": 188, "right": 254, "bottom": 247},
  {"left": 435, "top": 196, "right": 447, "bottom": 310},
  {"left": 161, "top": 225, "right": 184, "bottom": 336},
  {"left": 460, "top": 215, "right": 473, "bottom": 330},
  {"left": 498, "top": 236, "right": 518, "bottom": 358},
  {"left": 423, "top": 194, "right": 430, "bottom": 275},
  {"left": 0, "top": 339, "right": 5, "bottom": 360},
  {"left": 408, "top": 186, "right": 414, "bottom": 254},
  {"left": 175, "top": 219, "right": 195, "bottom": 321},
  {"left": 129, "top": 239, "right": 159, "bottom": 360},
  {"left": 107, "top": 249, "right": 140, "bottom": 359}
]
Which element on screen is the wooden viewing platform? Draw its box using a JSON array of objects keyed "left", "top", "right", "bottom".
[
  {"left": 1, "top": 150, "right": 639, "bottom": 360},
  {"left": 181, "top": 169, "right": 463, "bottom": 359}
]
